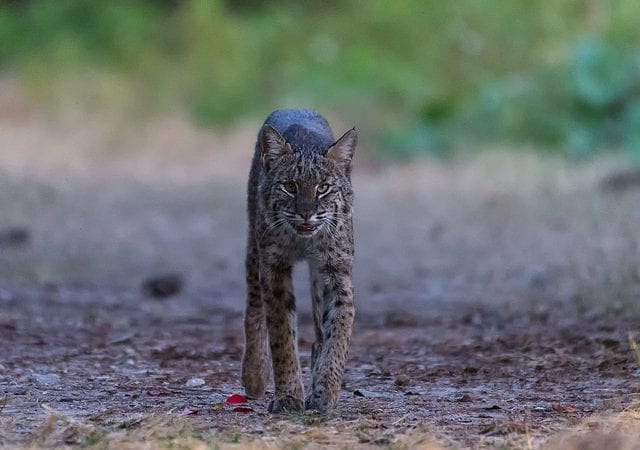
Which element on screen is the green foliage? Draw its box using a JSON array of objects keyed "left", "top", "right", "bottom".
[
  {"left": 452, "top": 39, "right": 640, "bottom": 159},
  {"left": 1, "top": 0, "right": 640, "bottom": 157}
]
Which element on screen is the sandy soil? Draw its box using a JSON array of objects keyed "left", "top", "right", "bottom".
[{"left": 1, "top": 90, "right": 640, "bottom": 448}]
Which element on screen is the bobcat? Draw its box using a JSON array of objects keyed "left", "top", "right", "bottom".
[{"left": 241, "top": 109, "right": 357, "bottom": 413}]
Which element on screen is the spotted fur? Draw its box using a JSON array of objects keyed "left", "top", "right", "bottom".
[{"left": 241, "top": 109, "right": 357, "bottom": 413}]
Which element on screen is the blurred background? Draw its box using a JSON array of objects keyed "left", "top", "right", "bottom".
[{"left": 2, "top": 0, "right": 640, "bottom": 158}]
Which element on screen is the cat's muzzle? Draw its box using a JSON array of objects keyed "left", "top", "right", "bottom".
[{"left": 295, "top": 222, "right": 316, "bottom": 235}]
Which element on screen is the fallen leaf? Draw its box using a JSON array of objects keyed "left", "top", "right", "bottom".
[
  {"left": 146, "top": 389, "right": 171, "bottom": 397},
  {"left": 109, "top": 332, "right": 136, "bottom": 345},
  {"left": 225, "top": 393, "right": 247, "bottom": 404},
  {"left": 232, "top": 406, "right": 254, "bottom": 413},
  {"left": 480, "top": 404, "right": 501, "bottom": 410},
  {"left": 403, "top": 390, "right": 422, "bottom": 396},
  {"left": 480, "top": 423, "right": 496, "bottom": 434},
  {"left": 181, "top": 407, "right": 199, "bottom": 415},
  {"left": 553, "top": 404, "right": 577, "bottom": 414}
]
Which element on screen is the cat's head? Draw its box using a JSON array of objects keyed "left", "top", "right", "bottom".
[{"left": 259, "top": 124, "right": 357, "bottom": 238}]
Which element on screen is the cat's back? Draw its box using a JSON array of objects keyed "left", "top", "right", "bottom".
[{"left": 264, "top": 109, "right": 335, "bottom": 152}]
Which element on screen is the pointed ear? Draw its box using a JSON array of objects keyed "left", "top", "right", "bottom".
[
  {"left": 326, "top": 127, "right": 357, "bottom": 174},
  {"left": 260, "top": 124, "right": 292, "bottom": 170}
]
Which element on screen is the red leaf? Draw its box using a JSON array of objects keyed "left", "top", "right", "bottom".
[
  {"left": 225, "top": 394, "right": 247, "bottom": 404},
  {"left": 232, "top": 406, "right": 254, "bottom": 413}
]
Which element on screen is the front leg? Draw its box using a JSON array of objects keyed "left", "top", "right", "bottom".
[
  {"left": 306, "top": 258, "right": 355, "bottom": 412},
  {"left": 261, "top": 257, "right": 304, "bottom": 413}
]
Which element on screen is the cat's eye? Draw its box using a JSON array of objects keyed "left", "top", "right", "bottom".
[
  {"left": 282, "top": 181, "right": 297, "bottom": 194},
  {"left": 316, "top": 184, "right": 330, "bottom": 195}
]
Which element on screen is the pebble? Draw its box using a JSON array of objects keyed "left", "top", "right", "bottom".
[
  {"left": 0, "top": 226, "right": 30, "bottom": 248},
  {"left": 4, "top": 386, "right": 27, "bottom": 395},
  {"left": 186, "top": 377, "right": 205, "bottom": 387},
  {"left": 142, "top": 273, "right": 184, "bottom": 298},
  {"left": 394, "top": 374, "right": 411, "bottom": 387},
  {"left": 31, "top": 373, "right": 61, "bottom": 384}
]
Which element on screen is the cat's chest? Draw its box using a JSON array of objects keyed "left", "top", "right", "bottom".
[
  {"left": 274, "top": 234, "right": 325, "bottom": 262},
  {"left": 291, "top": 236, "right": 315, "bottom": 261}
]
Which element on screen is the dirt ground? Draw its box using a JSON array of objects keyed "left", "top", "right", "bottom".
[{"left": 1, "top": 86, "right": 640, "bottom": 449}]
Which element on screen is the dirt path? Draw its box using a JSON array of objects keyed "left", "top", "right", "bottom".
[
  {"left": 1, "top": 110, "right": 640, "bottom": 448},
  {"left": 1, "top": 284, "right": 639, "bottom": 448}
]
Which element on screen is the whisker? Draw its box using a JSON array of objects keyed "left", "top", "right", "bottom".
[{"left": 258, "top": 217, "right": 289, "bottom": 242}]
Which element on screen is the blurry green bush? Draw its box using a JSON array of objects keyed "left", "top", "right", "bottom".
[{"left": 1, "top": 0, "right": 639, "bottom": 158}]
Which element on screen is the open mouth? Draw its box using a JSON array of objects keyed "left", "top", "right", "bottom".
[{"left": 295, "top": 223, "right": 316, "bottom": 234}]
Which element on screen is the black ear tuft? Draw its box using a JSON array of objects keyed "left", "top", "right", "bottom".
[
  {"left": 260, "top": 124, "right": 292, "bottom": 170},
  {"left": 326, "top": 127, "right": 357, "bottom": 174}
]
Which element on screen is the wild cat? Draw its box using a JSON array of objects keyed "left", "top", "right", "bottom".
[{"left": 241, "top": 109, "right": 357, "bottom": 413}]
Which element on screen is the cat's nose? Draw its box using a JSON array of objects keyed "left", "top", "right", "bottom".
[{"left": 301, "top": 212, "right": 312, "bottom": 222}]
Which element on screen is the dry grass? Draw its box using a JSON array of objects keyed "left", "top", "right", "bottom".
[
  {"left": 10, "top": 407, "right": 445, "bottom": 450},
  {"left": 8, "top": 405, "right": 640, "bottom": 450},
  {"left": 544, "top": 403, "right": 640, "bottom": 450}
]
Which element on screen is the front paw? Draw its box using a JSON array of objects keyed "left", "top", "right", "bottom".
[
  {"left": 241, "top": 364, "right": 269, "bottom": 399},
  {"left": 267, "top": 395, "right": 304, "bottom": 413},
  {"left": 305, "top": 390, "right": 337, "bottom": 413}
]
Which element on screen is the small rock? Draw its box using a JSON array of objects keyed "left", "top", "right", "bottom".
[
  {"left": 142, "top": 273, "right": 184, "bottom": 298},
  {"left": 0, "top": 226, "right": 30, "bottom": 248},
  {"left": 353, "top": 389, "right": 389, "bottom": 398},
  {"left": 462, "top": 366, "right": 479, "bottom": 375},
  {"left": 481, "top": 404, "right": 502, "bottom": 411},
  {"left": 150, "top": 345, "right": 181, "bottom": 361},
  {"left": 601, "top": 167, "right": 640, "bottom": 192},
  {"left": 455, "top": 393, "right": 473, "bottom": 402},
  {"left": 598, "top": 337, "right": 620, "bottom": 349},
  {"left": 185, "top": 378, "right": 205, "bottom": 388},
  {"left": 394, "top": 374, "right": 411, "bottom": 387},
  {"left": 31, "top": 373, "right": 61, "bottom": 384},
  {"left": 3, "top": 386, "right": 27, "bottom": 395}
]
